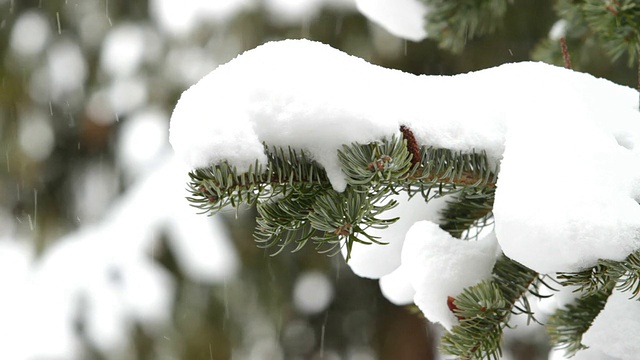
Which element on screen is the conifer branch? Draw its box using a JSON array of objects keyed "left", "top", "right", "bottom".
[
  {"left": 557, "top": 249, "right": 640, "bottom": 299},
  {"left": 186, "top": 130, "right": 497, "bottom": 259},
  {"left": 546, "top": 284, "right": 614, "bottom": 356},
  {"left": 549, "top": 250, "right": 640, "bottom": 355},
  {"left": 533, "top": 0, "right": 640, "bottom": 69},
  {"left": 440, "top": 281, "right": 508, "bottom": 360},
  {"left": 440, "top": 256, "right": 540, "bottom": 359},
  {"left": 187, "top": 145, "right": 331, "bottom": 215},
  {"left": 582, "top": 0, "right": 640, "bottom": 65},
  {"left": 422, "top": 0, "right": 510, "bottom": 52},
  {"left": 440, "top": 189, "right": 495, "bottom": 239}
]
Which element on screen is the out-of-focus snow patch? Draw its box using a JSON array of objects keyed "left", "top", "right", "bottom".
[
  {"left": 264, "top": 0, "right": 356, "bottom": 25},
  {"left": 164, "top": 46, "right": 218, "bottom": 87},
  {"left": 47, "top": 39, "right": 87, "bottom": 103},
  {"left": 25, "top": 226, "right": 173, "bottom": 356},
  {"left": 100, "top": 23, "right": 147, "bottom": 78},
  {"left": 582, "top": 290, "right": 640, "bottom": 360},
  {"left": 106, "top": 76, "right": 148, "bottom": 116},
  {"left": 0, "top": 238, "right": 82, "bottom": 360},
  {"left": 355, "top": 0, "right": 428, "bottom": 41},
  {"left": 71, "top": 162, "right": 120, "bottom": 224},
  {"left": 86, "top": 89, "right": 117, "bottom": 125},
  {"left": 0, "top": 154, "right": 238, "bottom": 359},
  {"left": 10, "top": 10, "right": 50, "bottom": 57},
  {"left": 292, "top": 271, "right": 334, "bottom": 314},
  {"left": 265, "top": 0, "right": 325, "bottom": 24},
  {"left": 117, "top": 107, "right": 169, "bottom": 180},
  {"left": 163, "top": 190, "right": 240, "bottom": 282},
  {"left": 108, "top": 154, "right": 239, "bottom": 283},
  {"left": 90, "top": 78, "right": 160, "bottom": 125},
  {"left": 549, "top": 19, "right": 568, "bottom": 41},
  {"left": 149, "top": 0, "right": 255, "bottom": 37},
  {"left": 18, "top": 109, "right": 55, "bottom": 162}
]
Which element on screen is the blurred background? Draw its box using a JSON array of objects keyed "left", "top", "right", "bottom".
[{"left": 0, "top": 0, "right": 635, "bottom": 359}]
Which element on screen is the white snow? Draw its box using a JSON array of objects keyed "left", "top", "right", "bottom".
[
  {"left": 344, "top": 193, "right": 449, "bottom": 279},
  {"left": 378, "top": 264, "right": 414, "bottom": 305},
  {"left": 164, "top": 45, "right": 218, "bottom": 87},
  {"left": 264, "top": 0, "right": 356, "bottom": 25},
  {"left": 549, "top": 347, "right": 620, "bottom": 360},
  {"left": 400, "top": 221, "right": 499, "bottom": 329},
  {"left": 150, "top": 0, "right": 357, "bottom": 35},
  {"left": 117, "top": 107, "right": 169, "bottom": 180},
  {"left": 47, "top": 39, "right": 87, "bottom": 102},
  {"left": 18, "top": 109, "right": 55, "bottom": 162},
  {"left": 355, "top": 0, "right": 428, "bottom": 41},
  {"left": 582, "top": 290, "right": 640, "bottom": 360},
  {"left": 493, "top": 77, "right": 640, "bottom": 272},
  {"left": 100, "top": 24, "right": 146, "bottom": 78},
  {"left": 170, "top": 39, "right": 507, "bottom": 192},
  {"left": 265, "top": 0, "right": 325, "bottom": 24},
  {"left": 149, "top": 0, "right": 255, "bottom": 36},
  {"left": 0, "top": 154, "right": 238, "bottom": 359},
  {"left": 549, "top": 19, "right": 568, "bottom": 41},
  {"left": 292, "top": 270, "right": 334, "bottom": 314},
  {"left": 107, "top": 76, "right": 148, "bottom": 115},
  {"left": 9, "top": 10, "right": 50, "bottom": 57},
  {"left": 169, "top": 38, "right": 640, "bottom": 325},
  {"left": 107, "top": 154, "right": 240, "bottom": 283}
]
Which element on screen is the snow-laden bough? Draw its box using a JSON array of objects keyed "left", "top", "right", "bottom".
[
  {"left": 170, "top": 39, "right": 640, "bottom": 277},
  {"left": 170, "top": 40, "right": 640, "bottom": 352}
]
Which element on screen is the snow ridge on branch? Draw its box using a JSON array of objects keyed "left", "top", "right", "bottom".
[{"left": 169, "top": 39, "right": 640, "bottom": 359}]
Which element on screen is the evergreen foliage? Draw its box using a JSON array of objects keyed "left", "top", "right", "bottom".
[
  {"left": 420, "top": 0, "right": 510, "bottom": 53},
  {"left": 188, "top": 130, "right": 497, "bottom": 261},
  {"left": 534, "top": 0, "right": 640, "bottom": 68},
  {"left": 182, "top": 2, "right": 640, "bottom": 358},
  {"left": 557, "top": 250, "right": 640, "bottom": 299},
  {"left": 546, "top": 284, "right": 613, "bottom": 356},
  {"left": 419, "top": 0, "right": 640, "bottom": 69},
  {"left": 582, "top": 0, "right": 640, "bottom": 64},
  {"left": 441, "top": 256, "right": 539, "bottom": 359}
]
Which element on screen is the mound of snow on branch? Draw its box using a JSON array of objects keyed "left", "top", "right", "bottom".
[{"left": 169, "top": 39, "right": 640, "bottom": 325}]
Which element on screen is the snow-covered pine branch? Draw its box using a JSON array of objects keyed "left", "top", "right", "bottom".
[{"left": 169, "top": 39, "right": 640, "bottom": 359}]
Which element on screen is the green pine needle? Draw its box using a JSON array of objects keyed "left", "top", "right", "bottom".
[
  {"left": 186, "top": 135, "right": 497, "bottom": 258},
  {"left": 546, "top": 284, "right": 613, "bottom": 356}
]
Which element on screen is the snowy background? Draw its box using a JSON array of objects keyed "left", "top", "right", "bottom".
[{"left": 0, "top": 0, "right": 637, "bottom": 359}]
